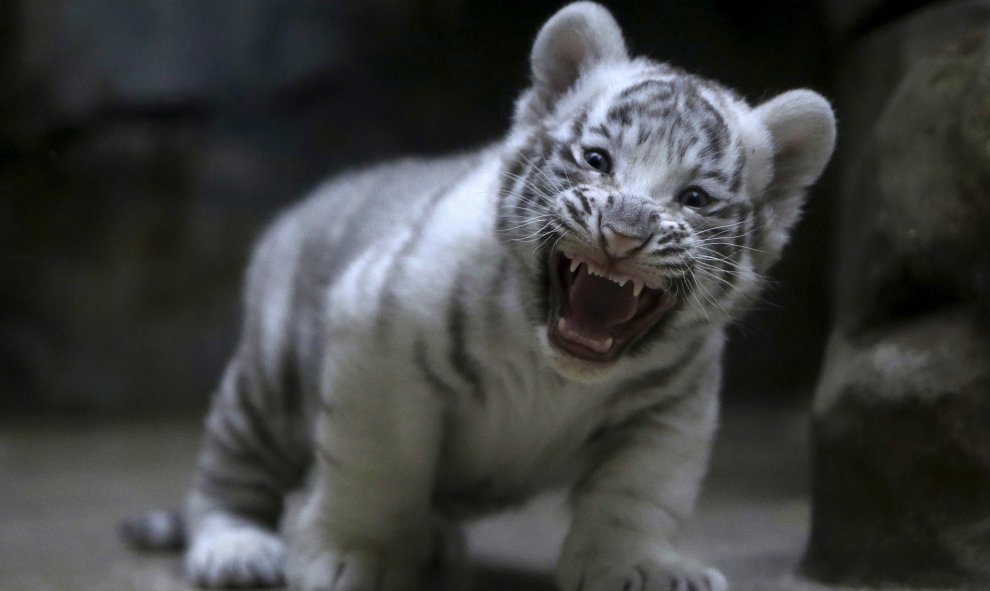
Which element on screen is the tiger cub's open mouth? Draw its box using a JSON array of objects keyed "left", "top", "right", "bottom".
[{"left": 548, "top": 251, "right": 677, "bottom": 363}]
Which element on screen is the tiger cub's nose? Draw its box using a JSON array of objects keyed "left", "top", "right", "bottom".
[{"left": 601, "top": 225, "right": 649, "bottom": 259}]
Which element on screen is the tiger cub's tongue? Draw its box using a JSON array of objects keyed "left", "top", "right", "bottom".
[{"left": 567, "top": 265, "right": 638, "bottom": 337}]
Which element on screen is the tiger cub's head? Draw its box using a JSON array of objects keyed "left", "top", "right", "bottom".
[{"left": 495, "top": 2, "right": 835, "bottom": 381}]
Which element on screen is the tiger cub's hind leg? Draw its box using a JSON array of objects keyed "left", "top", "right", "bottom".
[{"left": 185, "top": 358, "right": 307, "bottom": 588}]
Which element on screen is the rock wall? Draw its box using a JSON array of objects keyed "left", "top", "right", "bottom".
[{"left": 804, "top": 1, "right": 990, "bottom": 586}]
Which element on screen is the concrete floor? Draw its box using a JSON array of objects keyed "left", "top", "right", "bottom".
[{"left": 0, "top": 406, "right": 920, "bottom": 591}]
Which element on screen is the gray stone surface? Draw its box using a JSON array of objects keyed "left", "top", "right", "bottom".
[
  {"left": 1, "top": 407, "right": 892, "bottom": 591},
  {"left": 805, "top": 4, "right": 990, "bottom": 587},
  {"left": 831, "top": 0, "right": 990, "bottom": 177},
  {"left": 18, "top": 1, "right": 408, "bottom": 119},
  {"left": 823, "top": 0, "right": 891, "bottom": 33}
]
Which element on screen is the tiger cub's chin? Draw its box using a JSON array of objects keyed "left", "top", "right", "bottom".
[{"left": 538, "top": 328, "right": 617, "bottom": 383}]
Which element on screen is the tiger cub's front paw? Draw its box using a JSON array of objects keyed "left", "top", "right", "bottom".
[
  {"left": 186, "top": 526, "right": 286, "bottom": 588},
  {"left": 287, "top": 545, "right": 420, "bottom": 591},
  {"left": 557, "top": 553, "right": 728, "bottom": 591}
]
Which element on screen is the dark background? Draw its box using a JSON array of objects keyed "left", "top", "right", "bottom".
[{"left": 0, "top": 0, "right": 839, "bottom": 416}]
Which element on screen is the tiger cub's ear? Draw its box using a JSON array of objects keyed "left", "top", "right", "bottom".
[
  {"left": 519, "top": 2, "right": 628, "bottom": 123},
  {"left": 751, "top": 89, "right": 836, "bottom": 270}
]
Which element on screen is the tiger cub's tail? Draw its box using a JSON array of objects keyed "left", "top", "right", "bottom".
[{"left": 119, "top": 509, "right": 186, "bottom": 551}]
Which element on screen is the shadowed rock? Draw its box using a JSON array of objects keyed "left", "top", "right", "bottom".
[{"left": 803, "top": 8, "right": 990, "bottom": 587}]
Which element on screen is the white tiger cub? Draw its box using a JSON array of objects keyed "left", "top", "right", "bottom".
[{"left": 130, "top": 3, "right": 835, "bottom": 590}]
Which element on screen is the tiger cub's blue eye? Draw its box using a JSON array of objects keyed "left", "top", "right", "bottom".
[
  {"left": 582, "top": 149, "right": 612, "bottom": 174},
  {"left": 677, "top": 187, "right": 712, "bottom": 208}
]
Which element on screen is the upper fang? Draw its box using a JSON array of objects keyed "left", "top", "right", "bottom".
[{"left": 558, "top": 251, "right": 657, "bottom": 297}]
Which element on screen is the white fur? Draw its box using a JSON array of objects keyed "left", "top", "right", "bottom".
[
  {"left": 180, "top": 4, "right": 834, "bottom": 591},
  {"left": 186, "top": 514, "right": 286, "bottom": 588}
]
